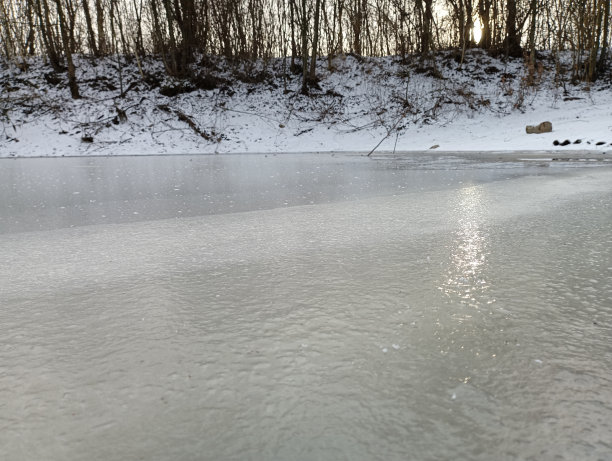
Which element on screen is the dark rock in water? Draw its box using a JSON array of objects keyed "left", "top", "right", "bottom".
[
  {"left": 596, "top": 141, "right": 606, "bottom": 146},
  {"left": 553, "top": 140, "right": 560, "bottom": 146},
  {"left": 560, "top": 139, "right": 571, "bottom": 146},
  {"left": 573, "top": 139, "right": 582, "bottom": 144},
  {"left": 81, "top": 135, "right": 94, "bottom": 143}
]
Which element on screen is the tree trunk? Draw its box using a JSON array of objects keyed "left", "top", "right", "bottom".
[
  {"left": 587, "top": 0, "right": 605, "bottom": 81},
  {"left": 178, "top": 0, "right": 196, "bottom": 66},
  {"left": 25, "top": 0, "right": 37, "bottom": 55},
  {"left": 478, "top": 0, "right": 491, "bottom": 49},
  {"left": 528, "top": 0, "right": 538, "bottom": 67},
  {"left": 82, "top": 0, "right": 99, "bottom": 55},
  {"left": 233, "top": 0, "right": 248, "bottom": 58},
  {"left": 426, "top": 0, "right": 434, "bottom": 53},
  {"left": 0, "top": 0, "right": 14, "bottom": 59},
  {"left": 132, "top": 0, "right": 145, "bottom": 55},
  {"left": 149, "top": 0, "right": 163, "bottom": 53},
  {"left": 352, "top": 0, "right": 362, "bottom": 55},
  {"left": 337, "top": 0, "right": 344, "bottom": 55},
  {"left": 36, "top": 0, "right": 63, "bottom": 71},
  {"left": 598, "top": 0, "right": 610, "bottom": 73},
  {"left": 95, "top": 0, "right": 106, "bottom": 54},
  {"left": 161, "top": 0, "right": 179, "bottom": 74},
  {"left": 309, "top": 0, "right": 321, "bottom": 79},
  {"left": 54, "top": 0, "right": 80, "bottom": 98},
  {"left": 418, "top": 0, "right": 433, "bottom": 55},
  {"left": 249, "top": 0, "right": 258, "bottom": 59},
  {"left": 110, "top": 0, "right": 129, "bottom": 55},
  {"left": 300, "top": 0, "right": 308, "bottom": 94},
  {"left": 505, "top": 0, "right": 522, "bottom": 57},
  {"left": 463, "top": 0, "right": 473, "bottom": 48}
]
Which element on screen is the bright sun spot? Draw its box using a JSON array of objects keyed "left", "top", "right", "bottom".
[{"left": 473, "top": 18, "right": 482, "bottom": 44}]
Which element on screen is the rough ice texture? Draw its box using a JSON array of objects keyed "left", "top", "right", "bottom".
[{"left": 1, "top": 51, "right": 611, "bottom": 157}]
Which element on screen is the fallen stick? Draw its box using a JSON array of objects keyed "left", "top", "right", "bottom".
[
  {"left": 156, "top": 104, "right": 217, "bottom": 141},
  {"left": 176, "top": 109, "right": 212, "bottom": 140}
]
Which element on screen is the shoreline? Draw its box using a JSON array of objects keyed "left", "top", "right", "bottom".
[
  {"left": 1, "top": 149, "right": 611, "bottom": 160},
  {"left": 3, "top": 53, "right": 612, "bottom": 160}
]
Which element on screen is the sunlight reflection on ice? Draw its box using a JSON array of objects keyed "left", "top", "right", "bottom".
[{"left": 441, "top": 185, "right": 491, "bottom": 311}]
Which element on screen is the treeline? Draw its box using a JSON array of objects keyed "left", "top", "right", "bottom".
[{"left": 1, "top": 0, "right": 610, "bottom": 97}]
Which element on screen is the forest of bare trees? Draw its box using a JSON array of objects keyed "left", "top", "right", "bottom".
[{"left": 1, "top": 0, "right": 610, "bottom": 98}]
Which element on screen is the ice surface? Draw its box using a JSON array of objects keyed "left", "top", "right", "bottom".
[
  {"left": 1, "top": 156, "right": 611, "bottom": 461},
  {"left": 2, "top": 152, "right": 590, "bottom": 234}
]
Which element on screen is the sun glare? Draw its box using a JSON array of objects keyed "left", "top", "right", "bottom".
[{"left": 473, "top": 18, "right": 482, "bottom": 44}]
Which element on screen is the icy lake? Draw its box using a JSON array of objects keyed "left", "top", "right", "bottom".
[{"left": 1, "top": 153, "right": 612, "bottom": 460}]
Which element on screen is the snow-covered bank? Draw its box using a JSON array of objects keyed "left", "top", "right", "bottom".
[{"left": 1, "top": 51, "right": 612, "bottom": 158}]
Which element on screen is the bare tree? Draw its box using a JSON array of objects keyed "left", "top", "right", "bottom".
[
  {"left": 1, "top": 0, "right": 610, "bottom": 93},
  {"left": 598, "top": 0, "right": 610, "bottom": 73},
  {"left": 53, "top": 0, "right": 80, "bottom": 97},
  {"left": 300, "top": 0, "right": 308, "bottom": 93},
  {"left": 309, "top": 0, "right": 321, "bottom": 79},
  {"left": 478, "top": 0, "right": 492, "bottom": 49},
  {"left": 504, "top": 0, "right": 522, "bottom": 57}
]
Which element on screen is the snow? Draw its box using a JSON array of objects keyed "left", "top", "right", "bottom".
[{"left": 1, "top": 51, "right": 612, "bottom": 158}]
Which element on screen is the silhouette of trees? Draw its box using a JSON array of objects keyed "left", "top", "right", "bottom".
[{"left": 1, "top": 0, "right": 610, "bottom": 96}]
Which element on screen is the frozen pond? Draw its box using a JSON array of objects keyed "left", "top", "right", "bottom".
[
  {"left": 1, "top": 154, "right": 612, "bottom": 460},
  {"left": 1, "top": 153, "right": 606, "bottom": 234}
]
